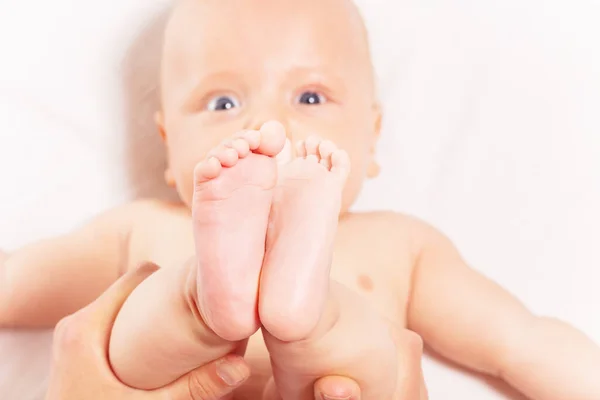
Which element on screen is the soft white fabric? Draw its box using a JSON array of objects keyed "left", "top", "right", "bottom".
[{"left": 1, "top": 0, "right": 599, "bottom": 399}]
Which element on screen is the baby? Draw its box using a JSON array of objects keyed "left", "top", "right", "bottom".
[{"left": 2, "top": 0, "right": 600, "bottom": 399}]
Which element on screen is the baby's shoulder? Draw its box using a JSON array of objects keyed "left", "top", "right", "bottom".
[
  {"left": 120, "top": 199, "right": 193, "bottom": 268},
  {"left": 97, "top": 198, "right": 185, "bottom": 227},
  {"left": 339, "top": 211, "right": 418, "bottom": 254},
  {"left": 124, "top": 198, "right": 190, "bottom": 230},
  {"left": 341, "top": 210, "right": 431, "bottom": 240},
  {"left": 339, "top": 211, "right": 444, "bottom": 260}
]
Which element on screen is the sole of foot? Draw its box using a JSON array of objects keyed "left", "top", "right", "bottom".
[
  {"left": 259, "top": 136, "right": 350, "bottom": 342},
  {"left": 193, "top": 121, "right": 286, "bottom": 341}
]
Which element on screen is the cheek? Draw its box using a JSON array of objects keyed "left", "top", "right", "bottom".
[
  {"left": 166, "top": 119, "right": 245, "bottom": 207},
  {"left": 169, "top": 146, "right": 197, "bottom": 207},
  {"left": 167, "top": 137, "right": 214, "bottom": 207},
  {"left": 340, "top": 148, "right": 370, "bottom": 212}
]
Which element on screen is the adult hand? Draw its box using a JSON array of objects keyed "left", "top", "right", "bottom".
[
  {"left": 309, "top": 330, "right": 428, "bottom": 400},
  {"left": 45, "top": 263, "right": 251, "bottom": 400},
  {"left": 45, "top": 262, "right": 368, "bottom": 400},
  {"left": 263, "top": 375, "right": 363, "bottom": 400}
]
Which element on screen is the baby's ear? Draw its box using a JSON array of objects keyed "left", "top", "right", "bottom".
[
  {"left": 367, "top": 102, "right": 382, "bottom": 179},
  {"left": 369, "top": 102, "right": 382, "bottom": 153},
  {"left": 155, "top": 111, "right": 174, "bottom": 186},
  {"left": 372, "top": 102, "right": 382, "bottom": 138},
  {"left": 155, "top": 111, "right": 167, "bottom": 141}
]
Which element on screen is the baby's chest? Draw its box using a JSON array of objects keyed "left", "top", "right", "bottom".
[
  {"left": 138, "top": 214, "right": 414, "bottom": 323},
  {"left": 144, "top": 229, "right": 411, "bottom": 318}
]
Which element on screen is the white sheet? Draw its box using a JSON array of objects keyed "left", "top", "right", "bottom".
[{"left": 1, "top": 0, "right": 599, "bottom": 399}]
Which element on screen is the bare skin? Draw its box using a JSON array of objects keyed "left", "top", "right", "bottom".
[
  {"left": 192, "top": 123, "right": 284, "bottom": 341},
  {"left": 1, "top": 0, "right": 600, "bottom": 399},
  {"left": 46, "top": 263, "right": 253, "bottom": 400},
  {"left": 110, "top": 124, "right": 404, "bottom": 399},
  {"left": 46, "top": 262, "right": 366, "bottom": 400}
]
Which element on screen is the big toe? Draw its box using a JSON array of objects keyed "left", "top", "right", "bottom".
[{"left": 257, "top": 121, "right": 287, "bottom": 156}]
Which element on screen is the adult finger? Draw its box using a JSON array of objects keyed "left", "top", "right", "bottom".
[
  {"left": 314, "top": 375, "right": 361, "bottom": 400},
  {"left": 160, "top": 354, "right": 251, "bottom": 400},
  {"left": 262, "top": 376, "right": 361, "bottom": 400},
  {"left": 64, "top": 263, "right": 160, "bottom": 345},
  {"left": 47, "top": 265, "right": 159, "bottom": 400}
]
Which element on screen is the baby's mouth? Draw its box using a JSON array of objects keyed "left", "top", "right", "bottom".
[{"left": 276, "top": 138, "right": 292, "bottom": 165}]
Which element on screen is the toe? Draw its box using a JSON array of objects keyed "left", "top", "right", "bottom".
[
  {"left": 209, "top": 145, "right": 239, "bottom": 168},
  {"left": 258, "top": 121, "right": 287, "bottom": 156},
  {"left": 331, "top": 150, "right": 351, "bottom": 179},
  {"left": 235, "top": 130, "right": 261, "bottom": 150},
  {"left": 318, "top": 140, "right": 337, "bottom": 169},
  {"left": 307, "top": 154, "right": 320, "bottom": 163},
  {"left": 230, "top": 138, "right": 251, "bottom": 158},
  {"left": 304, "top": 135, "right": 321, "bottom": 158},
  {"left": 194, "top": 157, "right": 222, "bottom": 184},
  {"left": 295, "top": 140, "right": 307, "bottom": 158}
]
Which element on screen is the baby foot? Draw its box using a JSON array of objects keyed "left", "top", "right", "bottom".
[
  {"left": 259, "top": 136, "right": 350, "bottom": 341},
  {"left": 193, "top": 121, "right": 286, "bottom": 341},
  {"left": 263, "top": 281, "right": 401, "bottom": 400}
]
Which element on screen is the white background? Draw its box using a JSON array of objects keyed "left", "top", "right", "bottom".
[{"left": 0, "top": 0, "right": 599, "bottom": 399}]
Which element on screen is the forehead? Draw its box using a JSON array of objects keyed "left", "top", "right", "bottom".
[{"left": 163, "top": 0, "right": 370, "bottom": 74}]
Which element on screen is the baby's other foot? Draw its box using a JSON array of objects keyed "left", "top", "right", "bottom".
[
  {"left": 193, "top": 122, "right": 286, "bottom": 341},
  {"left": 263, "top": 281, "right": 401, "bottom": 400},
  {"left": 259, "top": 136, "right": 350, "bottom": 342}
]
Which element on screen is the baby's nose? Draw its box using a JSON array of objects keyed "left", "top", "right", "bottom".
[{"left": 247, "top": 117, "right": 292, "bottom": 138}]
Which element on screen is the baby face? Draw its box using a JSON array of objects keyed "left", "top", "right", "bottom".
[{"left": 157, "top": 0, "right": 381, "bottom": 212}]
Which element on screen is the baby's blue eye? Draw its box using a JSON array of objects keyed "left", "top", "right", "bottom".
[
  {"left": 298, "top": 92, "right": 326, "bottom": 105},
  {"left": 207, "top": 95, "right": 240, "bottom": 111}
]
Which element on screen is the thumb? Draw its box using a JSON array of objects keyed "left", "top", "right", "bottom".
[
  {"left": 263, "top": 375, "right": 361, "bottom": 400},
  {"left": 62, "top": 262, "right": 160, "bottom": 347},
  {"left": 160, "top": 355, "right": 251, "bottom": 400},
  {"left": 314, "top": 376, "right": 361, "bottom": 400}
]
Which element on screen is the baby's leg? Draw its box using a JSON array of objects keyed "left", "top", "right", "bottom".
[
  {"left": 109, "top": 124, "right": 286, "bottom": 389},
  {"left": 259, "top": 139, "right": 403, "bottom": 399}
]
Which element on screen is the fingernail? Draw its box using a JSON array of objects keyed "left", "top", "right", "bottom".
[
  {"left": 321, "top": 395, "right": 352, "bottom": 400},
  {"left": 321, "top": 390, "right": 353, "bottom": 400},
  {"left": 216, "top": 357, "right": 248, "bottom": 386}
]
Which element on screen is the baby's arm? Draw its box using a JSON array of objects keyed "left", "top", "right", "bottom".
[
  {"left": 0, "top": 201, "right": 153, "bottom": 328},
  {"left": 407, "top": 221, "right": 600, "bottom": 400}
]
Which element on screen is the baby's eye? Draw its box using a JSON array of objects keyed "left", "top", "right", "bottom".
[
  {"left": 207, "top": 95, "right": 240, "bottom": 112},
  {"left": 298, "top": 91, "right": 327, "bottom": 105}
]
